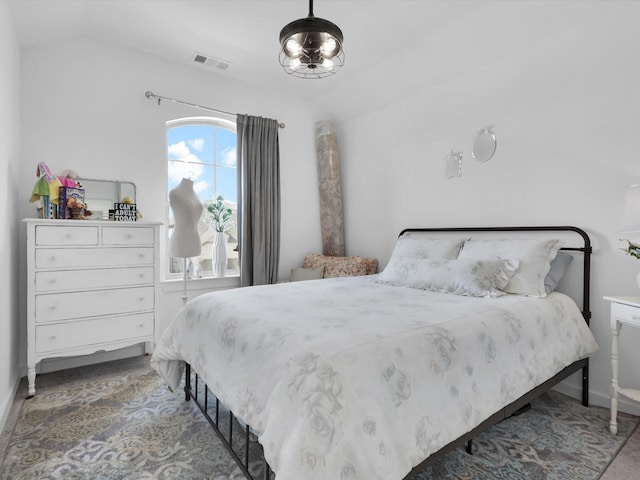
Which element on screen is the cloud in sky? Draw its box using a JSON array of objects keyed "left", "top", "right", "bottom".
[
  {"left": 188, "top": 138, "right": 205, "bottom": 152},
  {"left": 194, "top": 180, "right": 209, "bottom": 195},
  {"left": 167, "top": 159, "right": 206, "bottom": 184},
  {"left": 222, "top": 146, "right": 237, "bottom": 167},
  {"left": 168, "top": 141, "right": 202, "bottom": 162},
  {"left": 168, "top": 141, "right": 205, "bottom": 184}
]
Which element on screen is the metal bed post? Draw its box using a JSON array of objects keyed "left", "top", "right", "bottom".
[{"left": 184, "top": 363, "right": 191, "bottom": 401}]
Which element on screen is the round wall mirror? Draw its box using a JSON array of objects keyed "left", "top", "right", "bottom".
[{"left": 472, "top": 127, "right": 496, "bottom": 163}]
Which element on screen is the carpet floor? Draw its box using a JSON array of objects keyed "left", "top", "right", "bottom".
[{"left": 0, "top": 356, "right": 637, "bottom": 479}]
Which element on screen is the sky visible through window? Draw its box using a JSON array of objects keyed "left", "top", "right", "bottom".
[{"left": 167, "top": 123, "right": 237, "bottom": 205}]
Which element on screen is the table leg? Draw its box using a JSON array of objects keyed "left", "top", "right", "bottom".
[
  {"left": 610, "top": 321, "right": 620, "bottom": 435},
  {"left": 27, "top": 366, "right": 36, "bottom": 399}
]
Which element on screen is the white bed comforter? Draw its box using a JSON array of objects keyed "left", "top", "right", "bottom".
[{"left": 151, "top": 276, "right": 597, "bottom": 480}]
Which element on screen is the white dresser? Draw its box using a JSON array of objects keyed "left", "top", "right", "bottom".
[{"left": 24, "top": 219, "right": 161, "bottom": 397}]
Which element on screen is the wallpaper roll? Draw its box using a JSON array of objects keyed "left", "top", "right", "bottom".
[{"left": 315, "top": 120, "right": 345, "bottom": 257}]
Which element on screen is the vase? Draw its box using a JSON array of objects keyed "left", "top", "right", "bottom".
[{"left": 212, "top": 231, "right": 227, "bottom": 278}]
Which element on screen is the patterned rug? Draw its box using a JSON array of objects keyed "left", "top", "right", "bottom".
[{"left": 0, "top": 356, "right": 637, "bottom": 480}]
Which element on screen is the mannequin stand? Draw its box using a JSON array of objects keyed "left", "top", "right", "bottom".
[{"left": 182, "top": 258, "right": 189, "bottom": 306}]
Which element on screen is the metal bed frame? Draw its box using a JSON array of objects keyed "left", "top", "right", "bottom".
[
  {"left": 184, "top": 363, "right": 274, "bottom": 479},
  {"left": 183, "top": 226, "right": 592, "bottom": 480}
]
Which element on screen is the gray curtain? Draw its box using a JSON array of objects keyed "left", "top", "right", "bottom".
[{"left": 237, "top": 114, "right": 281, "bottom": 286}]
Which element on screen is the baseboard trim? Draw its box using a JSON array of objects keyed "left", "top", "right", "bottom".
[
  {"left": 553, "top": 380, "right": 640, "bottom": 416},
  {"left": 0, "top": 373, "right": 22, "bottom": 451}
]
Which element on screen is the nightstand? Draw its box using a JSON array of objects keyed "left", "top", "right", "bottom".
[{"left": 603, "top": 296, "right": 640, "bottom": 434}]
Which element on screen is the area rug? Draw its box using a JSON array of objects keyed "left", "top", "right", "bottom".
[{"left": 0, "top": 356, "right": 637, "bottom": 480}]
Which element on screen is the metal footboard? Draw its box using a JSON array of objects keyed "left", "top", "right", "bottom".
[{"left": 184, "top": 363, "right": 273, "bottom": 480}]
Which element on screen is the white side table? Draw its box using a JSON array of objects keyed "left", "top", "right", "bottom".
[{"left": 603, "top": 296, "right": 640, "bottom": 434}]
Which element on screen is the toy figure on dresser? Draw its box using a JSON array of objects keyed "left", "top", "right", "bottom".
[
  {"left": 119, "top": 196, "right": 141, "bottom": 220},
  {"left": 169, "top": 177, "right": 203, "bottom": 304},
  {"left": 66, "top": 197, "right": 89, "bottom": 219},
  {"left": 30, "top": 162, "right": 62, "bottom": 219},
  {"left": 30, "top": 163, "right": 85, "bottom": 219}
]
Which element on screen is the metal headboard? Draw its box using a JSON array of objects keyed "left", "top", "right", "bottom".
[{"left": 398, "top": 226, "right": 592, "bottom": 326}]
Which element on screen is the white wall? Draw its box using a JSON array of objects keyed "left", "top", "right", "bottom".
[
  {"left": 0, "top": 1, "right": 22, "bottom": 432},
  {"left": 334, "top": 4, "right": 640, "bottom": 413},
  {"left": 18, "top": 36, "right": 324, "bottom": 369}
]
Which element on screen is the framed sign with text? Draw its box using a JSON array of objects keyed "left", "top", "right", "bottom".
[{"left": 110, "top": 202, "right": 137, "bottom": 221}]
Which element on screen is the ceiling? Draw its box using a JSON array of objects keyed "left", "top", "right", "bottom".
[
  {"left": 5, "top": 1, "right": 489, "bottom": 99},
  {"left": 7, "top": 1, "right": 620, "bottom": 117}
]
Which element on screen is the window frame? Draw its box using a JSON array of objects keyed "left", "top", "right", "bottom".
[{"left": 164, "top": 115, "right": 238, "bottom": 283}]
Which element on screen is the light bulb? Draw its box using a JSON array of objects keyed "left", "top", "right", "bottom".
[
  {"left": 320, "top": 37, "right": 337, "bottom": 58},
  {"left": 286, "top": 38, "right": 303, "bottom": 57}
]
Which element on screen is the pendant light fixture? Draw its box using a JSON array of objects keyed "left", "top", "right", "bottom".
[{"left": 279, "top": 0, "right": 344, "bottom": 79}]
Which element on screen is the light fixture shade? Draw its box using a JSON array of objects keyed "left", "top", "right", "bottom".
[
  {"left": 618, "top": 184, "right": 640, "bottom": 233},
  {"left": 279, "top": 1, "right": 344, "bottom": 79}
]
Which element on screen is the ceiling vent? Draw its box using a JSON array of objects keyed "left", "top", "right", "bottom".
[{"left": 192, "top": 52, "right": 231, "bottom": 70}]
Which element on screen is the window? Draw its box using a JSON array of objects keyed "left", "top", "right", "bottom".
[{"left": 166, "top": 116, "right": 238, "bottom": 279}]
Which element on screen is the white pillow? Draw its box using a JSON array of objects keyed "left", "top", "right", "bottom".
[
  {"left": 376, "top": 257, "right": 520, "bottom": 298},
  {"left": 458, "top": 238, "right": 562, "bottom": 297},
  {"left": 544, "top": 251, "right": 573, "bottom": 294},
  {"left": 290, "top": 266, "right": 324, "bottom": 282},
  {"left": 388, "top": 235, "right": 466, "bottom": 260}
]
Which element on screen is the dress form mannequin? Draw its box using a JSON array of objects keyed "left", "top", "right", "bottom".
[
  {"left": 169, "top": 178, "right": 203, "bottom": 305},
  {"left": 169, "top": 178, "right": 203, "bottom": 257}
]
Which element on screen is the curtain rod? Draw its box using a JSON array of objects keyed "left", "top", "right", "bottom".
[{"left": 144, "top": 91, "right": 285, "bottom": 129}]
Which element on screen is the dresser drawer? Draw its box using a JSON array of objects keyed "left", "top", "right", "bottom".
[
  {"left": 35, "top": 312, "right": 154, "bottom": 353},
  {"left": 36, "top": 247, "right": 154, "bottom": 269},
  {"left": 102, "top": 226, "right": 155, "bottom": 246},
  {"left": 35, "top": 266, "right": 154, "bottom": 293},
  {"left": 612, "top": 302, "right": 640, "bottom": 327},
  {"left": 35, "top": 286, "right": 154, "bottom": 323},
  {"left": 35, "top": 225, "right": 99, "bottom": 246}
]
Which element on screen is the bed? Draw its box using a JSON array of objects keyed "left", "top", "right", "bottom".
[{"left": 151, "top": 226, "right": 598, "bottom": 480}]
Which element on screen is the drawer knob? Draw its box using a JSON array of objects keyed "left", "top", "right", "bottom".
[
  {"left": 127, "top": 234, "right": 133, "bottom": 239},
  {"left": 633, "top": 315, "right": 640, "bottom": 321},
  {"left": 50, "top": 335, "right": 56, "bottom": 340},
  {"left": 49, "top": 305, "right": 56, "bottom": 310},
  {"left": 48, "top": 278, "right": 56, "bottom": 284}
]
